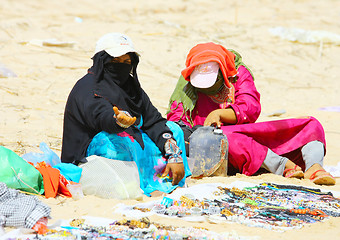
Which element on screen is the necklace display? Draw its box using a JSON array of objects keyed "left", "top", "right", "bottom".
[
  {"left": 142, "top": 182, "right": 340, "bottom": 230},
  {"left": 13, "top": 183, "right": 340, "bottom": 239}
]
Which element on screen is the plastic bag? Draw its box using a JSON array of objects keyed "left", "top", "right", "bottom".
[
  {"left": 80, "top": 155, "right": 143, "bottom": 200},
  {"left": 22, "top": 142, "right": 61, "bottom": 167},
  {"left": 269, "top": 27, "right": 340, "bottom": 45},
  {"left": 67, "top": 183, "right": 84, "bottom": 200},
  {"left": 53, "top": 163, "right": 82, "bottom": 182},
  {"left": 0, "top": 146, "right": 44, "bottom": 194},
  {"left": 0, "top": 62, "right": 17, "bottom": 78}
]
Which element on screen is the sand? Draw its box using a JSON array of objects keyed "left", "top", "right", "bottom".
[{"left": 1, "top": 0, "right": 340, "bottom": 239}]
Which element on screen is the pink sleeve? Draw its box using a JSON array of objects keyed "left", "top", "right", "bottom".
[
  {"left": 229, "top": 66, "right": 261, "bottom": 124},
  {"left": 166, "top": 101, "right": 192, "bottom": 127}
]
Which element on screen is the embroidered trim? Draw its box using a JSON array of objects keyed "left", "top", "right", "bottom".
[{"left": 164, "top": 138, "right": 183, "bottom": 163}]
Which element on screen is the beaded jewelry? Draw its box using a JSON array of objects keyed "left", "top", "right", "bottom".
[
  {"left": 134, "top": 182, "right": 340, "bottom": 230},
  {"left": 133, "top": 206, "right": 151, "bottom": 212},
  {"left": 180, "top": 195, "right": 195, "bottom": 208},
  {"left": 164, "top": 138, "right": 183, "bottom": 164},
  {"left": 69, "top": 218, "right": 85, "bottom": 227}
]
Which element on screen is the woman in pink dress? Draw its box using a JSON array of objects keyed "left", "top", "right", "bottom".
[{"left": 167, "top": 42, "right": 335, "bottom": 185}]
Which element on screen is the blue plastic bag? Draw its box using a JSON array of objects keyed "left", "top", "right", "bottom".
[
  {"left": 22, "top": 142, "right": 61, "bottom": 167},
  {"left": 53, "top": 163, "right": 82, "bottom": 183}
]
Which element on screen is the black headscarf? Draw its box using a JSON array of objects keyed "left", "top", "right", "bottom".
[{"left": 90, "top": 50, "right": 143, "bottom": 123}]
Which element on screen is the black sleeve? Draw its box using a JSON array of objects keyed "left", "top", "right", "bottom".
[
  {"left": 68, "top": 90, "right": 125, "bottom": 133},
  {"left": 77, "top": 94, "right": 126, "bottom": 134},
  {"left": 140, "top": 89, "right": 173, "bottom": 155}
]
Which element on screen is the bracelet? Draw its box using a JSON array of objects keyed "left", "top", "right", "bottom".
[
  {"left": 164, "top": 138, "right": 183, "bottom": 163},
  {"left": 167, "top": 154, "right": 183, "bottom": 164}
]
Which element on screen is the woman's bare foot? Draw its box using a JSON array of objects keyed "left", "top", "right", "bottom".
[
  {"left": 304, "top": 164, "right": 336, "bottom": 185},
  {"left": 283, "top": 160, "right": 304, "bottom": 179}
]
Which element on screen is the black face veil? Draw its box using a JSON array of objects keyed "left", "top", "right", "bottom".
[{"left": 91, "top": 50, "right": 143, "bottom": 119}]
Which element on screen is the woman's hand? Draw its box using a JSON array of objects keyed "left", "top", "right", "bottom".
[
  {"left": 204, "top": 108, "right": 237, "bottom": 127},
  {"left": 113, "top": 106, "right": 136, "bottom": 128},
  {"left": 204, "top": 109, "right": 223, "bottom": 127},
  {"left": 162, "top": 162, "right": 185, "bottom": 185}
]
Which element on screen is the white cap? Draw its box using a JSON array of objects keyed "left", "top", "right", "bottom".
[
  {"left": 94, "top": 32, "right": 138, "bottom": 57},
  {"left": 190, "top": 62, "right": 219, "bottom": 88}
]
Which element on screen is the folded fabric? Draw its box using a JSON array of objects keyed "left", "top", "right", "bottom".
[{"left": 0, "top": 182, "right": 50, "bottom": 228}]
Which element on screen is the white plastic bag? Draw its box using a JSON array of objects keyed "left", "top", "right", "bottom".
[
  {"left": 79, "top": 155, "right": 143, "bottom": 200},
  {"left": 22, "top": 142, "right": 61, "bottom": 167},
  {"left": 0, "top": 62, "right": 17, "bottom": 78},
  {"left": 269, "top": 27, "right": 340, "bottom": 45}
]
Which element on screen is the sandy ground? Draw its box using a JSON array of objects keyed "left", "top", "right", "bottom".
[{"left": 1, "top": 0, "right": 340, "bottom": 239}]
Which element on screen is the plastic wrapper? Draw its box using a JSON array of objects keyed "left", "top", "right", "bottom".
[
  {"left": 22, "top": 142, "right": 61, "bottom": 167},
  {"left": 80, "top": 155, "right": 143, "bottom": 200}
]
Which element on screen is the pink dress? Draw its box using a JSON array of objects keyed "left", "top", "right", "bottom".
[{"left": 167, "top": 66, "right": 326, "bottom": 175}]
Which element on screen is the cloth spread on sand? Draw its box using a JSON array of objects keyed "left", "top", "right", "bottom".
[{"left": 116, "top": 181, "right": 340, "bottom": 230}]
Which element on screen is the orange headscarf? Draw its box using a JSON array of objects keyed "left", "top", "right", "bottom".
[{"left": 181, "top": 42, "right": 237, "bottom": 90}]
